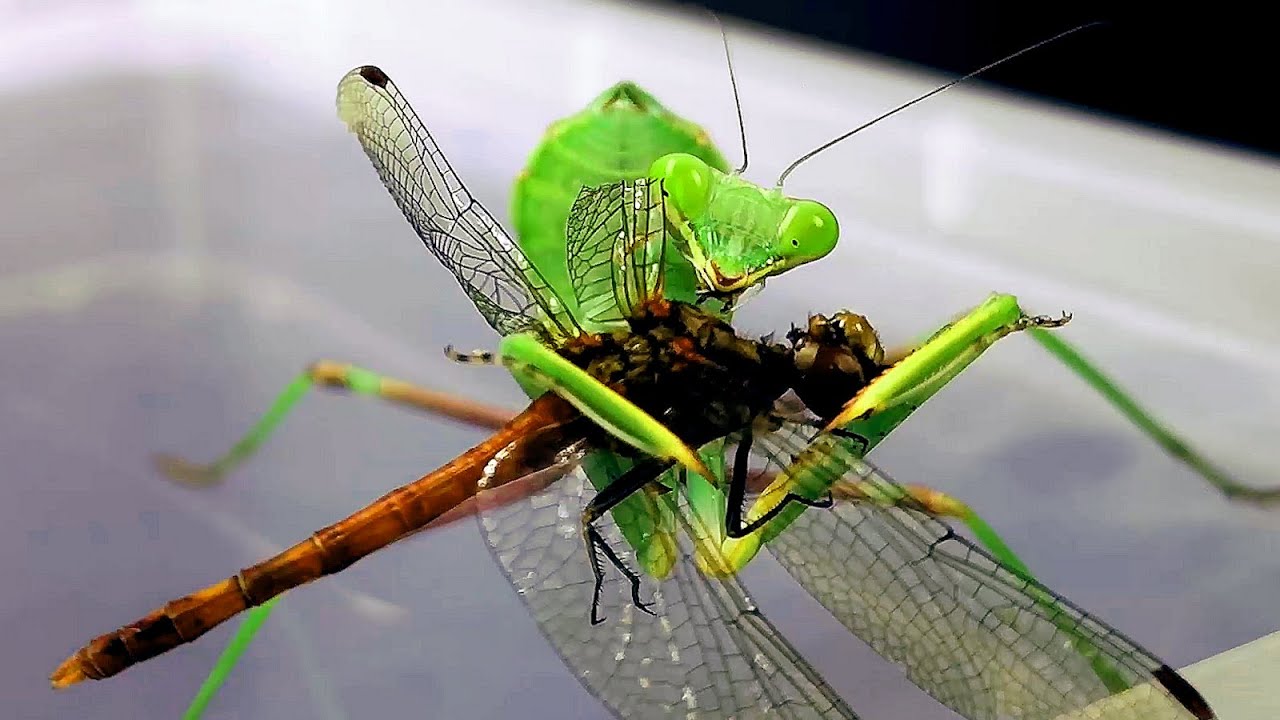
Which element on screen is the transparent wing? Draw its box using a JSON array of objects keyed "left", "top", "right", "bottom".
[
  {"left": 566, "top": 179, "right": 673, "bottom": 327},
  {"left": 748, "top": 422, "right": 1213, "bottom": 720},
  {"left": 336, "top": 65, "right": 571, "bottom": 337},
  {"left": 476, "top": 465, "right": 857, "bottom": 720}
]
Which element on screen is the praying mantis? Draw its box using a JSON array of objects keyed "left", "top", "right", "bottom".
[{"left": 53, "top": 22, "right": 1251, "bottom": 720}]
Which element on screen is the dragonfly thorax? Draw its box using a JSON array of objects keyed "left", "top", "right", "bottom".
[
  {"left": 559, "top": 299, "right": 795, "bottom": 451},
  {"left": 557, "top": 300, "right": 888, "bottom": 454}
]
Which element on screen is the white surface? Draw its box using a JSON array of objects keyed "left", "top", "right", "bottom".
[
  {"left": 1183, "top": 630, "right": 1280, "bottom": 719},
  {"left": 3, "top": 1, "right": 1277, "bottom": 718},
  {"left": 1060, "top": 631, "right": 1280, "bottom": 720}
]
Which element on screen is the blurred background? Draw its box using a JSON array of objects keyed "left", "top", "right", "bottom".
[
  {"left": 698, "top": 0, "right": 1277, "bottom": 157},
  {"left": 2, "top": 1, "right": 1277, "bottom": 719}
]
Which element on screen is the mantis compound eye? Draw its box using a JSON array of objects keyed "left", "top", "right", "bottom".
[
  {"left": 649, "top": 153, "right": 713, "bottom": 220},
  {"left": 777, "top": 200, "right": 838, "bottom": 264}
]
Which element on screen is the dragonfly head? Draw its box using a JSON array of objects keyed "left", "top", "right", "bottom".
[
  {"left": 650, "top": 153, "right": 839, "bottom": 293},
  {"left": 790, "top": 312, "right": 884, "bottom": 370},
  {"left": 787, "top": 311, "right": 884, "bottom": 421}
]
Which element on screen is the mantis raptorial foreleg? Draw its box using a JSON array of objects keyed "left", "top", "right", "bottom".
[
  {"left": 497, "top": 332, "right": 714, "bottom": 481},
  {"left": 882, "top": 326, "right": 1280, "bottom": 505}
]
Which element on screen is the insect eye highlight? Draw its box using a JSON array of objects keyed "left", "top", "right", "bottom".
[{"left": 778, "top": 200, "right": 838, "bottom": 263}]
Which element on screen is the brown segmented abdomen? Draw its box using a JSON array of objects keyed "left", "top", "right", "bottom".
[{"left": 50, "top": 394, "right": 580, "bottom": 688}]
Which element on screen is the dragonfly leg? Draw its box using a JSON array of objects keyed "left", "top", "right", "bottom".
[
  {"left": 827, "top": 427, "right": 870, "bottom": 455},
  {"left": 581, "top": 459, "right": 669, "bottom": 623},
  {"left": 443, "top": 345, "right": 497, "bottom": 365},
  {"left": 584, "top": 525, "right": 653, "bottom": 624},
  {"left": 155, "top": 360, "right": 511, "bottom": 487},
  {"left": 725, "top": 426, "right": 834, "bottom": 540},
  {"left": 581, "top": 524, "right": 610, "bottom": 625}
]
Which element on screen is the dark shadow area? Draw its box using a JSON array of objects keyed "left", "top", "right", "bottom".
[{"left": 680, "top": 0, "right": 1276, "bottom": 157}]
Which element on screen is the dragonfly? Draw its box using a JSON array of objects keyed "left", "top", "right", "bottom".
[
  {"left": 162, "top": 26, "right": 1267, "bottom": 714},
  {"left": 153, "top": 48, "right": 1066, "bottom": 715},
  {"left": 51, "top": 63, "right": 1216, "bottom": 720}
]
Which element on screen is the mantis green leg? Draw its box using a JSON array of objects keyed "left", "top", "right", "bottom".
[
  {"left": 824, "top": 477, "right": 1124, "bottom": 685},
  {"left": 181, "top": 598, "right": 281, "bottom": 720},
  {"left": 882, "top": 321, "right": 1277, "bottom": 504},
  {"left": 833, "top": 481, "right": 1036, "bottom": 580},
  {"left": 716, "top": 293, "right": 1066, "bottom": 564},
  {"left": 858, "top": 479, "right": 1130, "bottom": 691},
  {"left": 498, "top": 332, "right": 711, "bottom": 579},
  {"left": 156, "top": 360, "right": 510, "bottom": 486},
  {"left": 1026, "top": 327, "right": 1280, "bottom": 503},
  {"left": 498, "top": 333, "right": 713, "bottom": 481},
  {"left": 905, "top": 478, "right": 1129, "bottom": 691},
  {"left": 163, "top": 362, "right": 508, "bottom": 720},
  {"left": 729, "top": 294, "right": 1121, "bottom": 691},
  {"left": 788, "top": 481, "right": 1078, "bottom": 682}
]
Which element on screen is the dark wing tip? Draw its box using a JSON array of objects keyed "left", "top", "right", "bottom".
[
  {"left": 1153, "top": 664, "right": 1216, "bottom": 719},
  {"left": 357, "top": 65, "right": 391, "bottom": 88}
]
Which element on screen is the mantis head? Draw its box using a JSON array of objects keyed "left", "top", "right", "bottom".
[{"left": 649, "top": 153, "right": 838, "bottom": 294}]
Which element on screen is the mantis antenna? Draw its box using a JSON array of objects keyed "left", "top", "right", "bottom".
[
  {"left": 776, "top": 21, "right": 1106, "bottom": 188},
  {"left": 706, "top": 10, "right": 750, "bottom": 174}
]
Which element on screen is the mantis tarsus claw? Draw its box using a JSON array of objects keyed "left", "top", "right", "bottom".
[{"left": 153, "top": 453, "right": 225, "bottom": 488}]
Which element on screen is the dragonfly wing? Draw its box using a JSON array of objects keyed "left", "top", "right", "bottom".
[
  {"left": 337, "top": 66, "right": 570, "bottom": 337},
  {"left": 566, "top": 179, "right": 674, "bottom": 327},
  {"left": 476, "top": 466, "right": 858, "bottom": 719},
  {"left": 751, "top": 423, "right": 1213, "bottom": 720}
]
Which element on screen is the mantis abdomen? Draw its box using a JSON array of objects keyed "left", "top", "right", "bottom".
[{"left": 511, "top": 81, "right": 729, "bottom": 311}]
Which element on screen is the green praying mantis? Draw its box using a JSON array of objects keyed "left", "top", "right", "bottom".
[{"left": 57, "top": 25, "right": 1252, "bottom": 720}]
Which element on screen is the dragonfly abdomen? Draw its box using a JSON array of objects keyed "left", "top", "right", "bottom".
[{"left": 50, "top": 395, "right": 580, "bottom": 688}]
